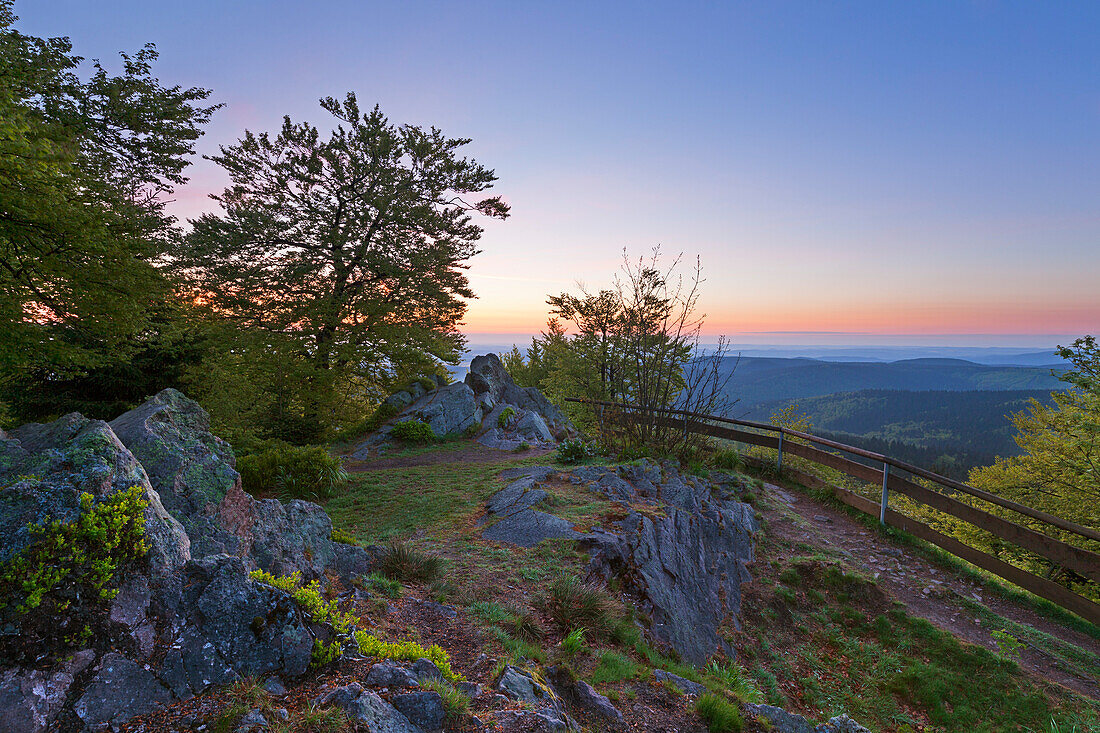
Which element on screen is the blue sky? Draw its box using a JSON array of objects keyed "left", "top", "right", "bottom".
[{"left": 19, "top": 1, "right": 1100, "bottom": 346}]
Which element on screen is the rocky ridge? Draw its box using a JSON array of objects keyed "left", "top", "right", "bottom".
[{"left": 0, "top": 390, "right": 374, "bottom": 732}]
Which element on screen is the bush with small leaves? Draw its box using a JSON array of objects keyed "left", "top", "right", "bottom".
[
  {"left": 556, "top": 438, "right": 594, "bottom": 465},
  {"left": 497, "top": 406, "right": 516, "bottom": 428},
  {"left": 0, "top": 486, "right": 148, "bottom": 661},
  {"left": 389, "top": 419, "right": 437, "bottom": 444},
  {"left": 237, "top": 442, "right": 348, "bottom": 500}
]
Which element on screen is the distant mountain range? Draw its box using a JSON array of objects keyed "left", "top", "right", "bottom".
[{"left": 723, "top": 356, "right": 1066, "bottom": 418}]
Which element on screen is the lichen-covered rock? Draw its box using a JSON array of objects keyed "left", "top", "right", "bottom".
[
  {"left": 0, "top": 651, "right": 93, "bottom": 733},
  {"left": 0, "top": 415, "right": 190, "bottom": 573},
  {"left": 465, "top": 353, "right": 575, "bottom": 440},
  {"left": 325, "top": 686, "right": 422, "bottom": 732}
]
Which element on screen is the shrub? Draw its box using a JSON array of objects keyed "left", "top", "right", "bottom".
[
  {"left": 542, "top": 572, "right": 619, "bottom": 637},
  {"left": 378, "top": 542, "right": 445, "bottom": 583},
  {"left": 556, "top": 438, "right": 594, "bottom": 465},
  {"left": 389, "top": 419, "right": 437, "bottom": 444},
  {"left": 513, "top": 441, "right": 531, "bottom": 453},
  {"left": 0, "top": 486, "right": 148, "bottom": 659},
  {"left": 696, "top": 693, "right": 744, "bottom": 732},
  {"left": 249, "top": 570, "right": 359, "bottom": 668},
  {"left": 498, "top": 406, "right": 516, "bottom": 428},
  {"left": 333, "top": 402, "right": 399, "bottom": 442},
  {"left": 237, "top": 443, "right": 348, "bottom": 500},
  {"left": 331, "top": 527, "right": 359, "bottom": 545}
]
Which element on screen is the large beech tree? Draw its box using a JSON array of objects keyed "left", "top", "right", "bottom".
[{"left": 175, "top": 94, "right": 508, "bottom": 437}]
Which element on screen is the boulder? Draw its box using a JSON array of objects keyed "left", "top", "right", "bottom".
[
  {"left": 481, "top": 472, "right": 583, "bottom": 547},
  {"left": 653, "top": 669, "right": 705, "bottom": 696},
  {"left": 365, "top": 662, "right": 420, "bottom": 689},
  {"left": 548, "top": 667, "right": 623, "bottom": 726},
  {"left": 465, "top": 353, "right": 575, "bottom": 440},
  {"left": 73, "top": 652, "right": 171, "bottom": 728},
  {"left": 391, "top": 690, "right": 446, "bottom": 730},
  {"left": 0, "top": 415, "right": 190, "bottom": 574},
  {"left": 327, "top": 687, "right": 422, "bottom": 732}
]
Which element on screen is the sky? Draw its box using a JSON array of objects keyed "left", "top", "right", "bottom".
[{"left": 18, "top": 1, "right": 1100, "bottom": 348}]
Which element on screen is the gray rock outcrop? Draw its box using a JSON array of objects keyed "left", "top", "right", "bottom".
[
  {"left": 0, "top": 390, "right": 376, "bottom": 732},
  {"left": 481, "top": 461, "right": 756, "bottom": 666},
  {"left": 351, "top": 353, "right": 577, "bottom": 456}
]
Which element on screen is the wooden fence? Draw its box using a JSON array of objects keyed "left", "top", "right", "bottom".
[{"left": 565, "top": 398, "right": 1100, "bottom": 625}]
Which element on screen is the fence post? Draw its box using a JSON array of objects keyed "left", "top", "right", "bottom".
[
  {"left": 776, "top": 431, "right": 784, "bottom": 474},
  {"left": 880, "top": 463, "right": 890, "bottom": 525}
]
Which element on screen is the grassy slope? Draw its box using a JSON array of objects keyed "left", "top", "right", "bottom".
[{"left": 323, "top": 441, "right": 1099, "bottom": 733}]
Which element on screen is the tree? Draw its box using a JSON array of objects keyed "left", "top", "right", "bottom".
[
  {"left": 173, "top": 94, "right": 508, "bottom": 438},
  {"left": 0, "top": 2, "right": 217, "bottom": 410},
  {"left": 966, "top": 336, "right": 1099, "bottom": 596},
  {"left": 506, "top": 248, "right": 736, "bottom": 454}
]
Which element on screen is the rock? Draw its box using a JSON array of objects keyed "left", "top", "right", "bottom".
[
  {"left": 0, "top": 414, "right": 190, "bottom": 574},
  {"left": 315, "top": 682, "right": 364, "bottom": 708},
  {"left": 548, "top": 667, "right": 623, "bottom": 726},
  {"left": 457, "top": 681, "right": 482, "bottom": 698},
  {"left": 823, "top": 714, "right": 873, "bottom": 733},
  {"left": 412, "top": 658, "right": 443, "bottom": 681},
  {"left": 332, "top": 688, "right": 422, "bottom": 732},
  {"left": 262, "top": 676, "right": 287, "bottom": 696},
  {"left": 413, "top": 598, "right": 458, "bottom": 618},
  {"left": 272, "top": 707, "right": 290, "bottom": 721},
  {"left": 236, "top": 708, "right": 269, "bottom": 731},
  {"left": 581, "top": 461, "right": 756, "bottom": 665},
  {"left": 402, "top": 382, "right": 483, "bottom": 438},
  {"left": 481, "top": 472, "right": 584, "bottom": 547},
  {"left": 73, "top": 653, "right": 171, "bottom": 728},
  {"left": 391, "top": 690, "right": 446, "bottom": 730},
  {"left": 653, "top": 669, "right": 705, "bottom": 696},
  {"left": 365, "top": 662, "right": 420, "bottom": 688},
  {"left": 482, "top": 509, "right": 583, "bottom": 547},
  {"left": 0, "top": 662, "right": 85, "bottom": 733},
  {"left": 465, "top": 354, "right": 575, "bottom": 440},
  {"left": 496, "top": 666, "right": 559, "bottom": 707}
]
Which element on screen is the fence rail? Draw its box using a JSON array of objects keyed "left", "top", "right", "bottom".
[{"left": 565, "top": 397, "right": 1100, "bottom": 625}]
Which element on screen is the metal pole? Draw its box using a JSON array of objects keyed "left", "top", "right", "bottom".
[
  {"left": 880, "top": 463, "right": 890, "bottom": 525},
  {"left": 777, "top": 431, "right": 784, "bottom": 473}
]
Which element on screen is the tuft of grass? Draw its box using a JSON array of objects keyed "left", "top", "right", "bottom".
[
  {"left": 560, "top": 628, "right": 587, "bottom": 657},
  {"left": 542, "top": 571, "right": 619, "bottom": 637},
  {"left": 696, "top": 692, "right": 744, "bottom": 732},
  {"left": 378, "top": 542, "right": 445, "bottom": 583},
  {"left": 705, "top": 661, "right": 763, "bottom": 704},
  {"left": 421, "top": 678, "right": 471, "bottom": 721}
]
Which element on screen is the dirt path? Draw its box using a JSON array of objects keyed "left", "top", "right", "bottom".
[{"left": 762, "top": 481, "right": 1100, "bottom": 700}]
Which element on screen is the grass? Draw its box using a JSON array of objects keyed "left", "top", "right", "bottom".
[
  {"left": 696, "top": 693, "right": 744, "bottom": 732},
  {"left": 590, "top": 649, "right": 641, "bottom": 685},
  {"left": 324, "top": 455, "right": 545, "bottom": 540},
  {"left": 420, "top": 678, "right": 471, "bottom": 721}
]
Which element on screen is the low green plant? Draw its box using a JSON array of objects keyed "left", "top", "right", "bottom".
[
  {"left": 696, "top": 692, "right": 744, "bottom": 732},
  {"left": 498, "top": 406, "right": 516, "bottom": 428},
  {"left": 0, "top": 486, "right": 148, "bottom": 660},
  {"left": 513, "top": 441, "right": 531, "bottom": 452},
  {"left": 711, "top": 448, "right": 745, "bottom": 471},
  {"left": 365, "top": 571, "right": 402, "bottom": 598},
  {"left": 992, "top": 628, "right": 1024, "bottom": 662},
  {"left": 378, "top": 541, "right": 445, "bottom": 583},
  {"left": 249, "top": 570, "right": 358, "bottom": 667},
  {"left": 560, "top": 628, "right": 587, "bottom": 657},
  {"left": 556, "top": 438, "right": 594, "bottom": 464},
  {"left": 237, "top": 443, "right": 348, "bottom": 500},
  {"left": 389, "top": 420, "right": 437, "bottom": 444},
  {"left": 354, "top": 631, "right": 465, "bottom": 682},
  {"left": 590, "top": 649, "right": 640, "bottom": 685},
  {"left": 330, "top": 527, "right": 359, "bottom": 545},
  {"left": 705, "top": 661, "right": 763, "bottom": 703}
]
